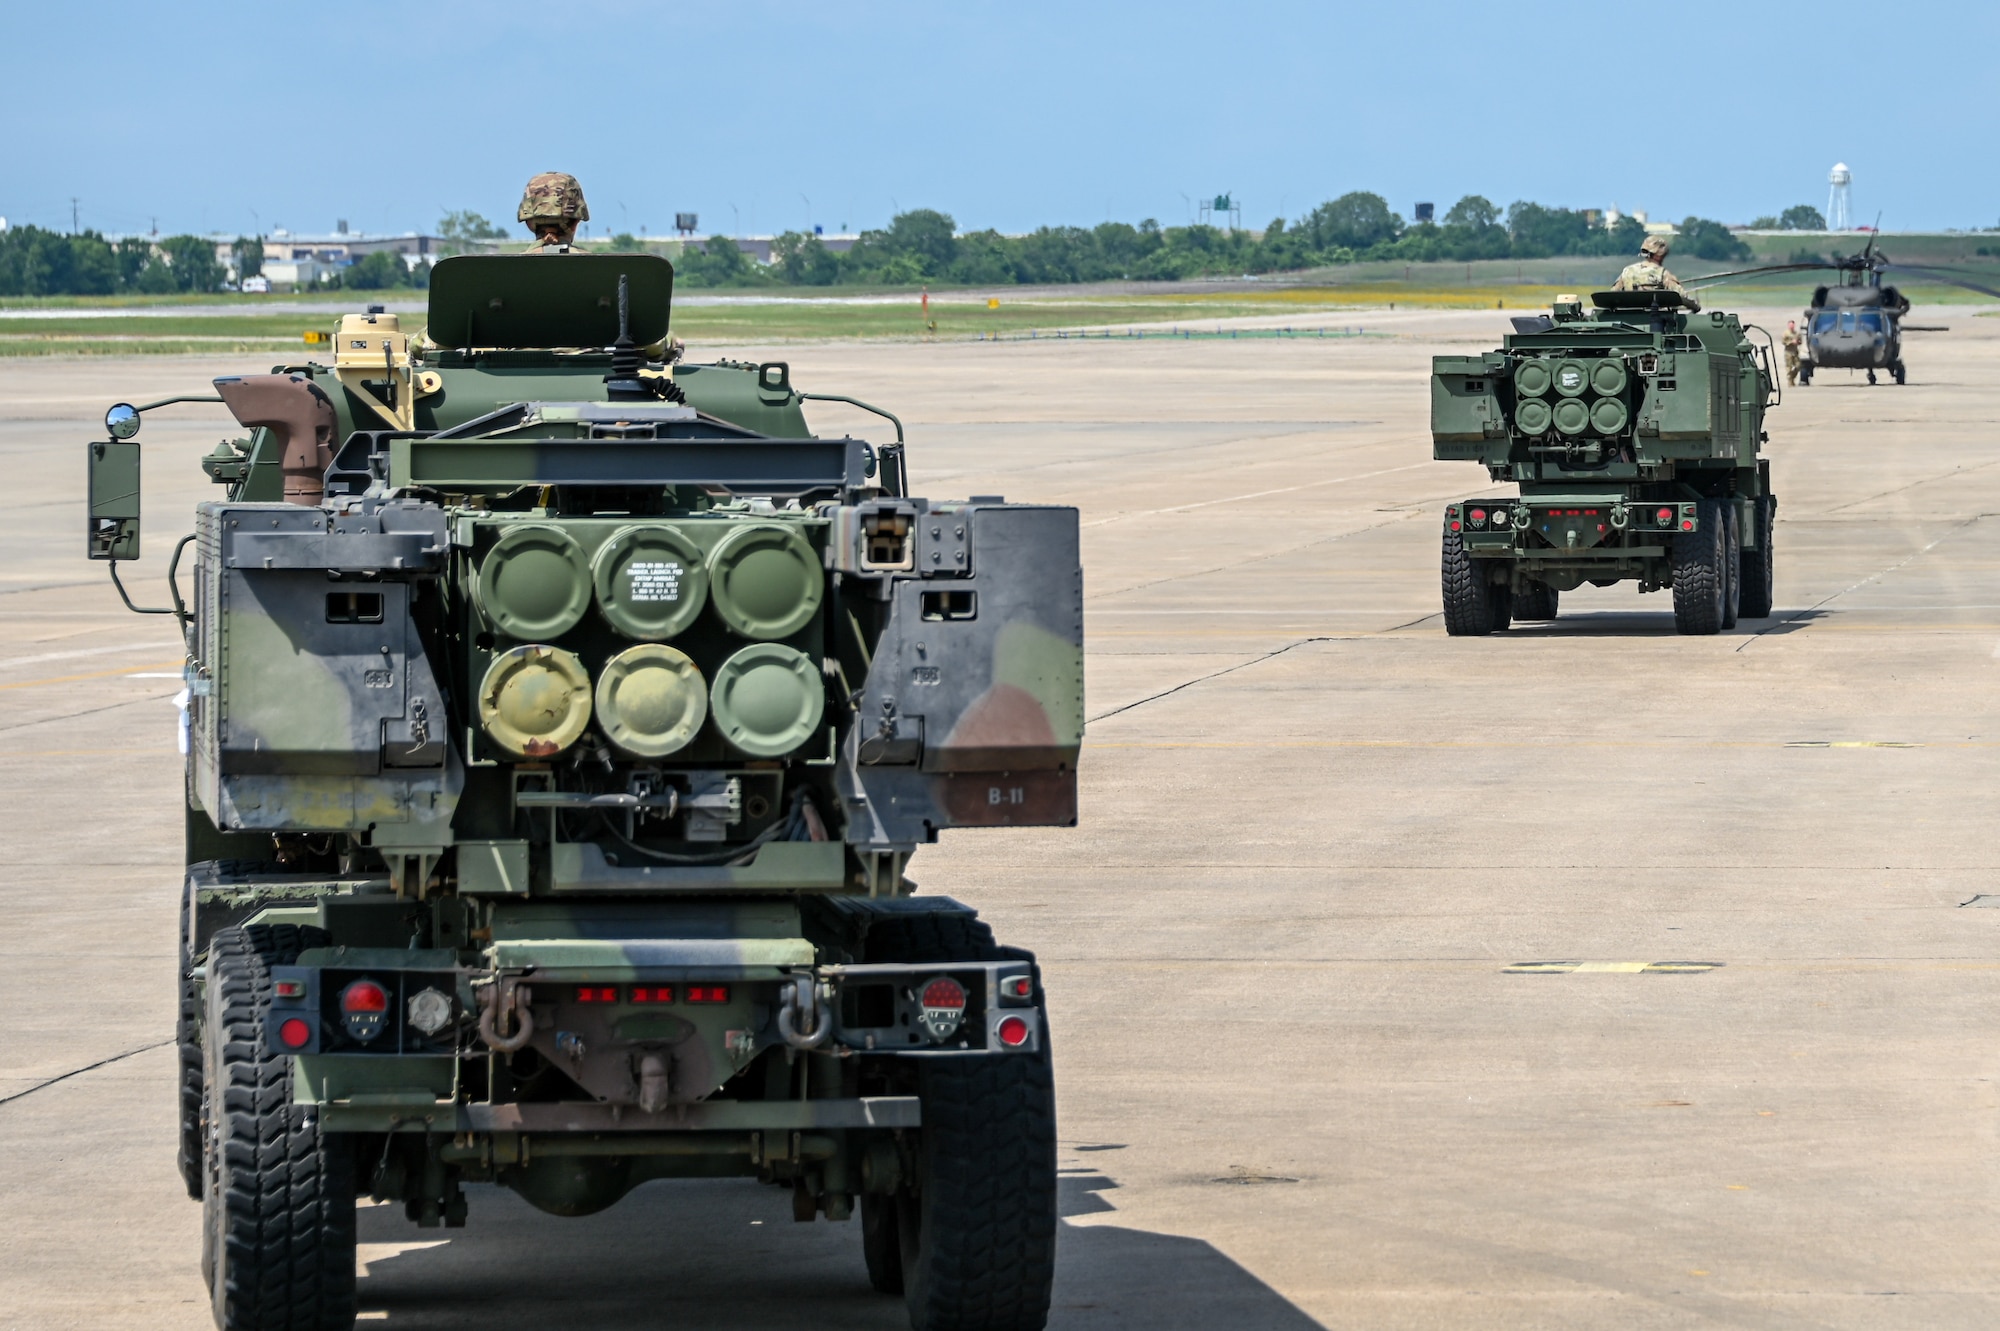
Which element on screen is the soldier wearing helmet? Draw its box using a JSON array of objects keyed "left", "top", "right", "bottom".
[
  {"left": 1612, "top": 233, "right": 1700, "bottom": 311},
  {"left": 519, "top": 172, "right": 590, "bottom": 253}
]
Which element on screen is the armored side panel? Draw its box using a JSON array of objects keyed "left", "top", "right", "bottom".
[
  {"left": 837, "top": 502, "right": 1083, "bottom": 846},
  {"left": 1430, "top": 353, "right": 1505, "bottom": 459},
  {"left": 190, "top": 500, "right": 460, "bottom": 841}
]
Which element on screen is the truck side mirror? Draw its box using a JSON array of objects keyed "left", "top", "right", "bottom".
[{"left": 87, "top": 438, "right": 142, "bottom": 560}]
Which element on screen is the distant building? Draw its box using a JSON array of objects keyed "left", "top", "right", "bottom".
[
  {"left": 259, "top": 259, "right": 331, "bottom": 292},
  {"left": 260, "top": 230, "right": 445, "bottom": 263}
]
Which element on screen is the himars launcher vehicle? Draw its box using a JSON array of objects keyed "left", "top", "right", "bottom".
[
  {"left": 85, "top": 254, "right": 1081, "bottom": 1331},
  {"left": 1431, "top": 290, "right": 1780, "bottom": 636}
]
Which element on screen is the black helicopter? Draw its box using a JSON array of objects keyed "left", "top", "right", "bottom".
[{"left": 1692, "top": 233, "right": 2000, "bottom": 385}]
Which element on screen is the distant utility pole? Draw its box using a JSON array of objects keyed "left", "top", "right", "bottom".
[{"left": 70, "top": 198, "right": 79, "bottom": 234}]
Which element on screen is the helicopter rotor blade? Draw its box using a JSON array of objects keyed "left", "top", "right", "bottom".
[
  {"left": 1876, "top": 264, "right": 2000, "bottom": 301},
  {"left": 1684, "top": 261, "right": 1837, "bottom": 291}
]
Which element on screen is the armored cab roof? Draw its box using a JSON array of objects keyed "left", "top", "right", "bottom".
[{"left": 426, "top": 253, "right": 674, "bottom": 349}]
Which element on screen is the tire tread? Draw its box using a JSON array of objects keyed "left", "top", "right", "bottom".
[
  {"left": 1672, "top": 500, "right": 1726, "bottom": 635},
  {"left": 205, "top": 923, "right": 355, "bottom": 1331},
  {"left": 866, "top": 911, "right": 1056, "bottom": 1331},
  {"left": 1441, "top": 528, "right": 1508, "bottom": 636}
]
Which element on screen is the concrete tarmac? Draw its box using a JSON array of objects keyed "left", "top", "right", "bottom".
[{"left": 1, "top": 306, "right": 1996, "bottom": 1329}]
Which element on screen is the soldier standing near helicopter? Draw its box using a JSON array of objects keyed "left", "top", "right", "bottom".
[
  {"left": 1613, "top": 234, "right": 1701, "bottom": 312},
  {"left": 1781, "top": 320, "right": 1803, "bottom": 386}
]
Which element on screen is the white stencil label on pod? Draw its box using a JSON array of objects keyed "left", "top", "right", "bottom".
[{"left": 626, "top": 561, "right": 685, "bottom": 603}]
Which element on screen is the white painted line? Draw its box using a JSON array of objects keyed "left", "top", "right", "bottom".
[
  {"left": 0, "top": 642, "right": 174, "bottom": 671},
  {"left": 1083, "top": 462, "right": 1433, "bottom": 527},
  {"left": 1506, "top": 960, "right": 1723, "bottom": 975}
]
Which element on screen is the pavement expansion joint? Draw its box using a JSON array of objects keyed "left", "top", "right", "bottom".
[
  {"left": 1736, "top": 512, "right": 1988, "bottom": 652},
  {"left": 1086, "top": 637, "right": 1338, "bottom": 725},
  {"left": 0, "top": 1039, "right": 171, "bottom": 1107}
]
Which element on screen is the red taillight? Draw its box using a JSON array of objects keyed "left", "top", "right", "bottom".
[
  {"left": 1681, "top": 519, "right": 1695, "bottom": 531},
  {"left": 921, "top": 978, "right": 967, "bottom": 1012},
  {"left": 630, "top": 985, "right": 674, "bottom": 1004},
  {"left": 1001, "top": 976, "right": 1033, "bottom": 1000},
  {"left": 686, "top": 985, "right": 730, "bottom": 1004},
  {"left": 278, "top": 1018, "right": 311, "bottom": 1049},
  {"left": 1449, "top": 520, "right": 1462, "bottom": 532},
  {"left": 340, "top": 980, "right": 388, "bottom": 1014},
  {"left": 275, "top": 979, "right": 305, "bottom": 999},
  {"left": 574, "top": 985, "right": 618, "bottom": 1004},
  {"left": 338, "top": 979, "right": 389, "bottom": 1042},
  {"left": 1469, "top": 507, "right": 1487, "bottom": 525},
  {"left": 996, "top": 1015, "right": 1031, "bottom": 1048},
  {"left": 1655, "top": 507, "right": 1673, "bottom": 526}
]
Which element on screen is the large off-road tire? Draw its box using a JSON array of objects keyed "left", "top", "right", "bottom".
[
  {"left": 1441, "top": 529, "right": 1512, "bottom": 636},
  {"left": 1513, "top": 582, "right": 1559, "bottom": 621},
  {"left": 202, "top": 924, "right": 355, "bottom": 1331},
  {"left": 180, "top": 860, "right": 286, "bottom": 1200},
  {"left": 862, "top": 911, "right": 1056, "bottom": 1331},
  {"left": 1720, "top": 502, "right": 1742, "bottom": 631},
  {"left": 862, "top": 1191, "right": 904, "bottom": 1294},
  {"left": 1738, "top": 496, "right": 1776, "bottom": 619},
  {"left": 1671, "top": 499, "right": 1728, "bottom": 635},
  {"left": 179, "top": 880, "right": 206, "bottom": 1200}
]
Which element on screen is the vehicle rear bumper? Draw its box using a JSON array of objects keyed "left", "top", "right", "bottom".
[{"left": 319, "top": 1095, "right": 922, "bottom": 1135}]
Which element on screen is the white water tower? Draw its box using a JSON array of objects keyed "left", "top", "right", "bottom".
[{"left": 1828, "top": 162, "right": 1852, "bottom": 230}]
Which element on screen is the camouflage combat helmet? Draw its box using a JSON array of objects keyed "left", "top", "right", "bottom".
[
  {"left": 1639, "top": 234, "right": 1670, "bottom": 257},
  {"left": 518, "top": 172, "right": 590, "bottom": 225}
]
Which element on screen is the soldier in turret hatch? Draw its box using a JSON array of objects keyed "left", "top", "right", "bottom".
[
  {"left": 519, "top": 172, "right": 590, "bottom": 253},
  {"left": 1613, "top": 234, "right": 1700, "bottom": 312}
]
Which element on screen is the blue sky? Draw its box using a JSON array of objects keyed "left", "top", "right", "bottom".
[{"left": 10, "top": 0, "right": 1994, "bottom": 239}]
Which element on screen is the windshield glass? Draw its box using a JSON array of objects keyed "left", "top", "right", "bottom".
[
  {"left": 1812, "top": 312, "right": 1838, "bottom": 334},
  {"left": 1857, "top": 311, "right": 1885, "bottom": 332},
  {"left": 1839, "top": 311, "right": 1857, "bottom": 333}
]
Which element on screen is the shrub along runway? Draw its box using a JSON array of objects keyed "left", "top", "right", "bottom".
[{"left": 0, "top": 305, "right": 1996, "bottom": 1328}]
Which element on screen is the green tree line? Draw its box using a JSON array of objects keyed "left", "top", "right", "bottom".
[
  {"left": 0, "top": 191, "right": 1780, "bottom": 296},
  {"left": 0, "top": 226, "right": 232, "bottom": 296},
  {"left": 0, "top": 225, "right": 430, "bottom": 296},
  {"left": 668, "top": 193, "right": 1758, "bottom": 288}
]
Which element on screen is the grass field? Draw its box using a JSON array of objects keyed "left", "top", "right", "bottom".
[
  {"left": 0, "top": 294, "right": 1407, "bottom": 355},
  {"left": 4, "top": 251, "right": 1995, "bottom": 355}
]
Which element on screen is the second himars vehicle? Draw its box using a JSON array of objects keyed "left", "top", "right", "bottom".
[
  {"left": 1431, "top": 290, "right": 1780, "bottom": 636},
  {"left": 85, "top": 253, "right": 1082, "bottom": 1331}
]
